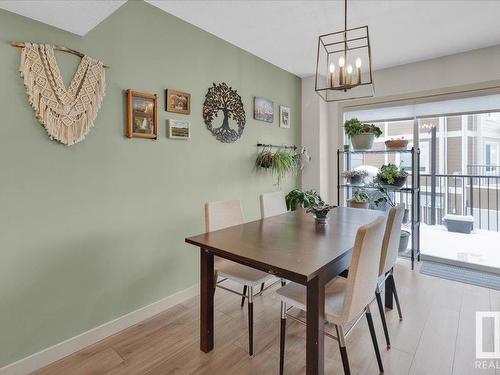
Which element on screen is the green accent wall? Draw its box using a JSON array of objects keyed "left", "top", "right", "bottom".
[{"left": 0, "top": 1, "right": 301, "bottom": 367}]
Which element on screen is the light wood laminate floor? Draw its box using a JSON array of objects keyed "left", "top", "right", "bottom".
[{"left": 32, "top": 260, "right": 500, "bottom": 375}]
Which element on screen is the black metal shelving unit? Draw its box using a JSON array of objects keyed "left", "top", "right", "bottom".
[{"left": 337, "top": 147, "right": 421, "bottom": 269}]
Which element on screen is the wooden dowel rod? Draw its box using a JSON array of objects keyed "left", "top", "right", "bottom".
[{"left": 10, "top": 42, "right": 110, "bottom": 68}]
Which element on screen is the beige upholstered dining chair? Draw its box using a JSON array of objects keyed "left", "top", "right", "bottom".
[
  {"left": 375, "top": 205, "right": 405, "bottom": 349},
  {"left": 276, "top": 216, "right": 386, "bottom": 375},
  {"left": 260, "top": 191, "right": 287, "bottom": 219},
  {"left": 205, "top": 199, "right": 273, "bottom": 356}
]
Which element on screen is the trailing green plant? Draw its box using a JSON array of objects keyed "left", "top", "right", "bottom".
[
  {"left": 306, "top": 202, "right": 335, "bottom": 219},
  {"left": 255, "top": 146, "right": 311, "bottom": 186},
  {"left": 344, "top": 118, "right": 382, "bottom": 138},
  {"left": 293, "top": 147, "right": 311, "bottom": 171},
  {"left": 349, "top": 190, "right": 371, "bottom": 203},
  {"left": 342, "top": 170, "right": 368, "bottom": 179},
  {"left": 285, "top": 189, "right": 322, "bottom": 211},
  {"left": 375, "top": 163, "right": 408, "bottom": 185}
]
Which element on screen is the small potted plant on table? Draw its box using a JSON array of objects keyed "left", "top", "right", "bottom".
[
  {"left": 342, "top": 170, "right": 368, "bottom": 185},
  {"left": 307, "top": 202, "right": 336, "bottom": 225},
  {"left": 375, "top": 164, "right": 409, "bottom": 188},
  {"left": 348, "top": 190, "right": 371, "bottom": 209},
  {"left": 344, "top": 118, "right": 383, "bottom": 151}
]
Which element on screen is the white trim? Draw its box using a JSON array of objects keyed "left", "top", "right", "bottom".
[{"left": 0, "top": 284, "right": 199, "bottom": 375}]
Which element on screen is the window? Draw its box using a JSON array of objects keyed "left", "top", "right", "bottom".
[{"left": 485, "top": 142, "right": 499, "bottom": 172}]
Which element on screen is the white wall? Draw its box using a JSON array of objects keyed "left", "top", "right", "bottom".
[{"left": 301, "top": 44, "right": 500, "bottom": 203}]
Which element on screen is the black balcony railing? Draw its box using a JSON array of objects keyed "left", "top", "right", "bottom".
[
  {"left": 467, "top": 164, "right": 500, "bottom": 176},
  {"left": 420, "top": 173, "right": 500, "bottom": 231}
]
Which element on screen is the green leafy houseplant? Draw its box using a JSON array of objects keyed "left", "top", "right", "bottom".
[
  {"left": 307, "top": 202, "right": 335, "bottom": 222},
  {"left": 344, "top": 118, "right": 382, "bottom": 151},
  {"left": 285, "top": 189, "right": 322, "bottom": 211},
  {"left": 342, "top": 169, "right": 368, "bottom": 185},
  {"left": 344, "top": 118, "right": 382, "bottom": 138},
  {"left": 375, "top": 164, "right": 409, "bottom": 187}
]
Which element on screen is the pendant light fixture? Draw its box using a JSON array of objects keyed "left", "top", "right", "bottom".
[{"left": 314, "top": 0, "right": 374, "bottom": 102}]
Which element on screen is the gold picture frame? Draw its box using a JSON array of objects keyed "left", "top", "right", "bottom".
[
  {"left": 127, "top": 90, "right": 158, "bottom": 139},
  {"left": 165, "top": 89, "right": 191, "bottom": 115}
]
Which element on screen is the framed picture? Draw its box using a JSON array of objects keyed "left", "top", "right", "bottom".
[
  {"left": 167, "top": 119, "right": 190, "bottom": 139},
  {"left": 254, "top": 96, "right": 274, "bottom": 123},
  {"left": 127, "top": 90, "right": 158, "bottom": 139},
  {"left": 166, "top": 89, "right": 191, "bottom": 114},
  {"left": 279, "top": 106, "right": 291, "bottom": 128}
]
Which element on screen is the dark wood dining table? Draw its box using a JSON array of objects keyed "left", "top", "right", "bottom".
[{"left": 185, "top": 206, "right": 388, "bottom": 375}]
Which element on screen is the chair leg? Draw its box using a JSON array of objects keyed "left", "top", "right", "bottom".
[
  {"left": 241, "top": 285, "right": 247, "bottom": 307},
  {"left": 248, "top": 286, "right": 254, "bottom": 356},
  {"left": 279, "top": 302, "right": 286, "bottom": 375},
  {"left": 281, "top": 279, "right": 286, "bottom": 287},
  {"left": 375, "top": 286, "right": 391, "bottom": 349},
  {"left": 260, "top": 282, "right": 265, "bottom": 293},
  {"left": 390, "top": 275, "right": 403, "bottom": 321},
  {"left": 335, "top": 325, "right": 351, "bottom": 375},
  {"left": 366, "top": 306, "right": 384, "bottom": 374}
]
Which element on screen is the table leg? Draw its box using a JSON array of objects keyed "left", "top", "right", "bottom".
[
  {"left": 384, "top": 270, "right": 394, "bottom": 310},
  {"left": 306, "top": 273, "right": 325, "bottom": 375},
  {"left": 200, "top": 248, "right": 214, "bottom": 353}
]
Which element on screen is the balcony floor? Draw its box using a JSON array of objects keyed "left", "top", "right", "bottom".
[{"left": 420, "top": 223, "right": 500, "bottom": 273}]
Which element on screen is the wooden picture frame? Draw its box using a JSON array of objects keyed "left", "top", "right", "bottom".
[
  {"left": 165, "top": 89, "right": 191, "bottom": 115},
  {"left": 127, "top": 90, "right": 158, "bottom": 139}
]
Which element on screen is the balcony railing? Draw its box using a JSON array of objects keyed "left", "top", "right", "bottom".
[
  {"left": 420, "top": 173, "right": 500, "bottom": 231},
  {"left": 467, "top": 164, "right": 500, "bottom": 176}
]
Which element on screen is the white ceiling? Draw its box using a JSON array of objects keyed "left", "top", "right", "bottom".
[
  {"left": 2, "top": 0, "right": 500, "bottom": 77},
  {"left": 0, "top": 0, "right": 126, "bottom": 36}
]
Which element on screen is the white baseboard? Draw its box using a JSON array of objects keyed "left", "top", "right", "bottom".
[{"left": 0, "top": 284, "right": 199, "bottom": 375}]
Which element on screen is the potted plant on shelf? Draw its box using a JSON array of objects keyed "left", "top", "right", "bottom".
[
  {"left": 344, "top": 118, "right": 383, "bottom": 151},
  {"left": 375, "top": 163, "right": 409, "bottom": 188},
  {"left": 385, "top": 137, "right": 409, "bottom": 150},
  {"left": 347, "top": 190, "right": 371, "bottom": 209},
  {"left": 285, "top": 189, "right": 322, "bottom": 211},
  {"left": 306, "top": 202, "right": 335, "bottom": 225},
  {"left": 342, "top": 170, "right": 368, "bottom": 185}
]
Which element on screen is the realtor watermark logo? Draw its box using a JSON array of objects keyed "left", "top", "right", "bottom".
[{"left": 475, "top": 312, "right": 500, "bottom": 370}]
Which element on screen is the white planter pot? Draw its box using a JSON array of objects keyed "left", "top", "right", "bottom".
[{"left": 350, "top": 133, "right": 375, "bottom": 150}]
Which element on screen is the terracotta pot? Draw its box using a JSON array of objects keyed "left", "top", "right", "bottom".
[
  {"left": 385, "top": 139, "right": 409, "bottom": 150},
  {"left": 348, "top": 201, "right": 369, "bottom": 209}
]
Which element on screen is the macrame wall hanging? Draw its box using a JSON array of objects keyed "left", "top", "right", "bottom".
[{"left": 14, "top": 42, "right": 107, "bottom": 146}]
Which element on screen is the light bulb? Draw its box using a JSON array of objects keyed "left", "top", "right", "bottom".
[
  {"left": 347, "top": 64, "right": 353, "bottom": 74},
  {"left": 338, "top": 56, "right": 345, "bottom": 67},
  {"left": 355, "top": 58, "right": 362, "bottom": 68},
  {"left": 329, "top": 63, "right": 335, "bottom": 73}
]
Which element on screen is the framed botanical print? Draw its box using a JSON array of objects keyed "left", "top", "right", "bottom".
[
  {"left": 165, "top": 89, "right": 191, "bottom": 115},
  {"left": 279, "top": 105, "right": 291, "bottom": 128},
  {"left": 127, "top": 90, "right": 158, "bottom": 139}
]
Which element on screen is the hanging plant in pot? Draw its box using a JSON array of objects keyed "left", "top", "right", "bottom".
[
  {"left": 344, "top": 118, "right": 382, "bottom": 151},
  {"left": 375, "top": 164, "right": 409, "bottom": 188},
  {"left": 255, "top": 146, "right": 310, "bottom": 186}
]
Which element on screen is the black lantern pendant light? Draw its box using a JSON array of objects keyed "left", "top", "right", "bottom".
[{"left": 314, "top": 0, "right": 374, "bottom": 102}]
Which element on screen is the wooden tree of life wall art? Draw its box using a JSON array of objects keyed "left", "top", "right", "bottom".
[{"left": 202, "top": 82, "right": 246, "bottom": 143}]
